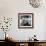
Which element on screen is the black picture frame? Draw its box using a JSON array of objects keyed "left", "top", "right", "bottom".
[{"left": 18, "top": 13, "right": 34, "bottom": 28}]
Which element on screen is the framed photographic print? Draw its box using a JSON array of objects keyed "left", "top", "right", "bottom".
[{"left": 18, "top": 13, "right": 34, "bottom": 28}]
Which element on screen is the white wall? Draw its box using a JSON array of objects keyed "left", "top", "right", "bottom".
[
  {"left": 0, "top": 0, "right": 46, "bottom": 40},
  {"left": 44, "top": 16, "right": 46, "bottom": 40}
]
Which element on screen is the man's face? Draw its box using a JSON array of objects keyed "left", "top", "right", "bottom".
[{"left": 22, "top": 18, "right": 28, "bottom": 24}]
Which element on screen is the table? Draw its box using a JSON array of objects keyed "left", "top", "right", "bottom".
[{"left": 5, "top": 39, "right": 46, "bottom": 46}]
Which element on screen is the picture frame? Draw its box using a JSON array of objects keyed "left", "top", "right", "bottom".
[{"left": 18, "top": 13, "right": 34, "bottom": 28}]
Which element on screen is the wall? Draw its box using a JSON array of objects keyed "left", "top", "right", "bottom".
[
  {"left": 0, "top": 0, "right": 46, "bottom": 40},
  {"left": 44, "top": 16, "right": 46, "bottom": 40}
]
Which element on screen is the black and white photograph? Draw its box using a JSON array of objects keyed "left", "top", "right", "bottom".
[{"left": 18, "top": 13, "right": 34, "bottom": 28}]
